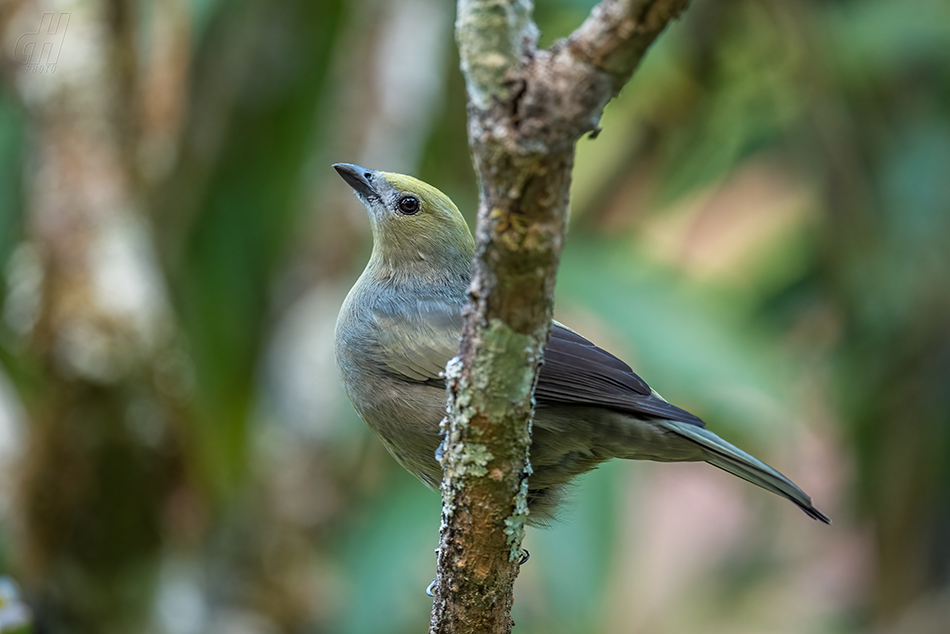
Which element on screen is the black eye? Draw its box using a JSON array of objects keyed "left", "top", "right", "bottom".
[{"left": 397, "top": 195, "right": 420, "bottom": 215}]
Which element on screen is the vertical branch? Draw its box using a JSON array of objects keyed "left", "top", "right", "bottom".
[
  {"left": 431, "top": 1, "right": 691, "bottom": 633},
  {"left": 429, "top": 3, "right": 542, "bottom": 632}
]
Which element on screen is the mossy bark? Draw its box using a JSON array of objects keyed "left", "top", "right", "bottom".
[{"left": 430, "top": 1, "right": 692, "bottom": 632}]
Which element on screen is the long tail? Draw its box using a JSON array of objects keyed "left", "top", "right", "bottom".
[{"left": 662, "top": 420, "right": 831, "bottom": 524}]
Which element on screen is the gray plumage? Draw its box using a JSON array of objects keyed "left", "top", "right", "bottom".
[{"left": 333, "top": 163, "right": 830, "bottom": 525}]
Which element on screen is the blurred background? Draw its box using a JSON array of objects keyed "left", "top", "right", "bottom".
[{"left": 0, "top": 0, "right": 948, "bottom": 632}]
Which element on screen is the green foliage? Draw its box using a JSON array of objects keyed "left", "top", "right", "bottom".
[
  {"left": 0, "top": 93, "right": 24, "bottom": 279},
  {"left": 168, "top": 0, "right": 349, "bottom": 493}
]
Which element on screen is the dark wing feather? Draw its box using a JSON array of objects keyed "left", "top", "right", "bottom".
[{"left": 535, "top": 324, "right": 705, "bottom": 427}]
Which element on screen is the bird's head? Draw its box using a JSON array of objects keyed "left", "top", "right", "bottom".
[{"left": 333, "top": 163, "right": 474, "bottom": 283}]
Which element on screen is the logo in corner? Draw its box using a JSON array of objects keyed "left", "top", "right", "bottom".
[{"left": 14, "top": 13, "right": 71, "bottom": 75}]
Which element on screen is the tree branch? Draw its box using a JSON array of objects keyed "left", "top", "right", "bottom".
[
  {"left": 430, "top": 1, "right": 691, "bottom": 632},
  {"left": 568, "top": 0, "right": 691, "bottom": 94}
]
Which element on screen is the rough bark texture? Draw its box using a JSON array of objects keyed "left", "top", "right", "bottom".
[{"left": 429, "top": 1, "right": 691, "bottom": 633}]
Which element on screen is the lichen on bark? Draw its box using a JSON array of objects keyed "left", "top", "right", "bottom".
[
  {"left": 431, "top": 2, "right": 692, "bottom": 633},
  {"left": 456, "top": 0, "right": 538, "bottom": 109}
]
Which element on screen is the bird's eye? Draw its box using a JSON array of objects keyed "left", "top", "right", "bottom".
[{"left": 397, "top": 195, "right": 420, "bottom": 215}]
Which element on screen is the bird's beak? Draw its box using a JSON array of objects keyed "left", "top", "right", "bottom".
[{"left": 333, "top": 163, "right": 378, "bottom": 200}]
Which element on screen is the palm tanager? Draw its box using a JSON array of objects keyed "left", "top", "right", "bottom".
[{"left": 333, "top": 162, "right": 830, "bottom": 525}]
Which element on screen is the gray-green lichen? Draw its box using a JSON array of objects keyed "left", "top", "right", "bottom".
[
  {"left": 442, "top": 355, "right": 496, "bottom": 482},
  {"left": 441, "top": 320, "right": 536, "bottom": 562},
  {"left": 504, "top": 476, "right": 530, "bottom": 561},
  {"left": 470, "top": 318, "right": 539, "bottom": 422},
  {"left": 459, "top": 443, "right": 493, "bottom": 479},
  {"left": 440, "top": 355, "right": 467, "bottom": 520},
  {"left": 456, "top": 0, "right": 539, "bottom": 110},
  {"left": 447, "top": 319, "right": 537, "bottom": 561}
]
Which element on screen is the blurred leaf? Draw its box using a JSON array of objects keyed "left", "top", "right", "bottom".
[
  {"left": 514, "top": 462, "right": 620, "bottom": 634},
  {"left": 173, "top": 0, "right": 347, "bottom": 493},
  {"left": 827, "top": 0, "right": 950, "bottom": 80},
  {"left": 333, "top": 469, "right": 440, "bottom": 634},
  {"left": 0, "top": 93, "right": 24, "bottom": 273},
  {"left": 654, "top": 5, "right": 807, "bottom": 204},
  {"left": 556, "top": 240, "right": 801, "bottom": 446}
]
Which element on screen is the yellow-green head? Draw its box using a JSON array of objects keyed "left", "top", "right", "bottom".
[{"left": 333, "top": 163, "right": 474, "bottom": 284}]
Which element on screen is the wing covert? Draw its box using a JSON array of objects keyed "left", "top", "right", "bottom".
[{"left": 536, "top": 324, "right": 705, "bottom": 427}]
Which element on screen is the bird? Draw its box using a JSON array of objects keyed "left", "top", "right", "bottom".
[{"left": 332, "top": 162, "right": 830, "bottom": 525}]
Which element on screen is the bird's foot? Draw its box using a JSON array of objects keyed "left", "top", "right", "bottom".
[{"left": 425, "top": 550, "right": 527, "bottom": 596}]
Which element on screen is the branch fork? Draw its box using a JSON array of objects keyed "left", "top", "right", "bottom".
[{"left": 430, "top": 2, "right": 691, "bottom": 632}]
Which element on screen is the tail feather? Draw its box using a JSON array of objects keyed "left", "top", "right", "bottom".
[{"left": 662, "top": 420, "right": 831, "bottom": 524}]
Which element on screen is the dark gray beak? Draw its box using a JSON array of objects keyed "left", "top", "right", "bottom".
[{"left": 333, "top": 163, "right": 377, "bottom": 199}]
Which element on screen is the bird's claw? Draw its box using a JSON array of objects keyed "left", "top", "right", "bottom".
[{"left": 426, "top": 550, "right": 527, "bottom": 596}]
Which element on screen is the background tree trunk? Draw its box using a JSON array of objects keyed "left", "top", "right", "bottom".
[{"left": 4, "top": 2, "right": 187, "bottom": 632}]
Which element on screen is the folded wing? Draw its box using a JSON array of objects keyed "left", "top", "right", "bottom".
[{"left": 535, "top": 324, "right": 706, "bottom": 428}]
